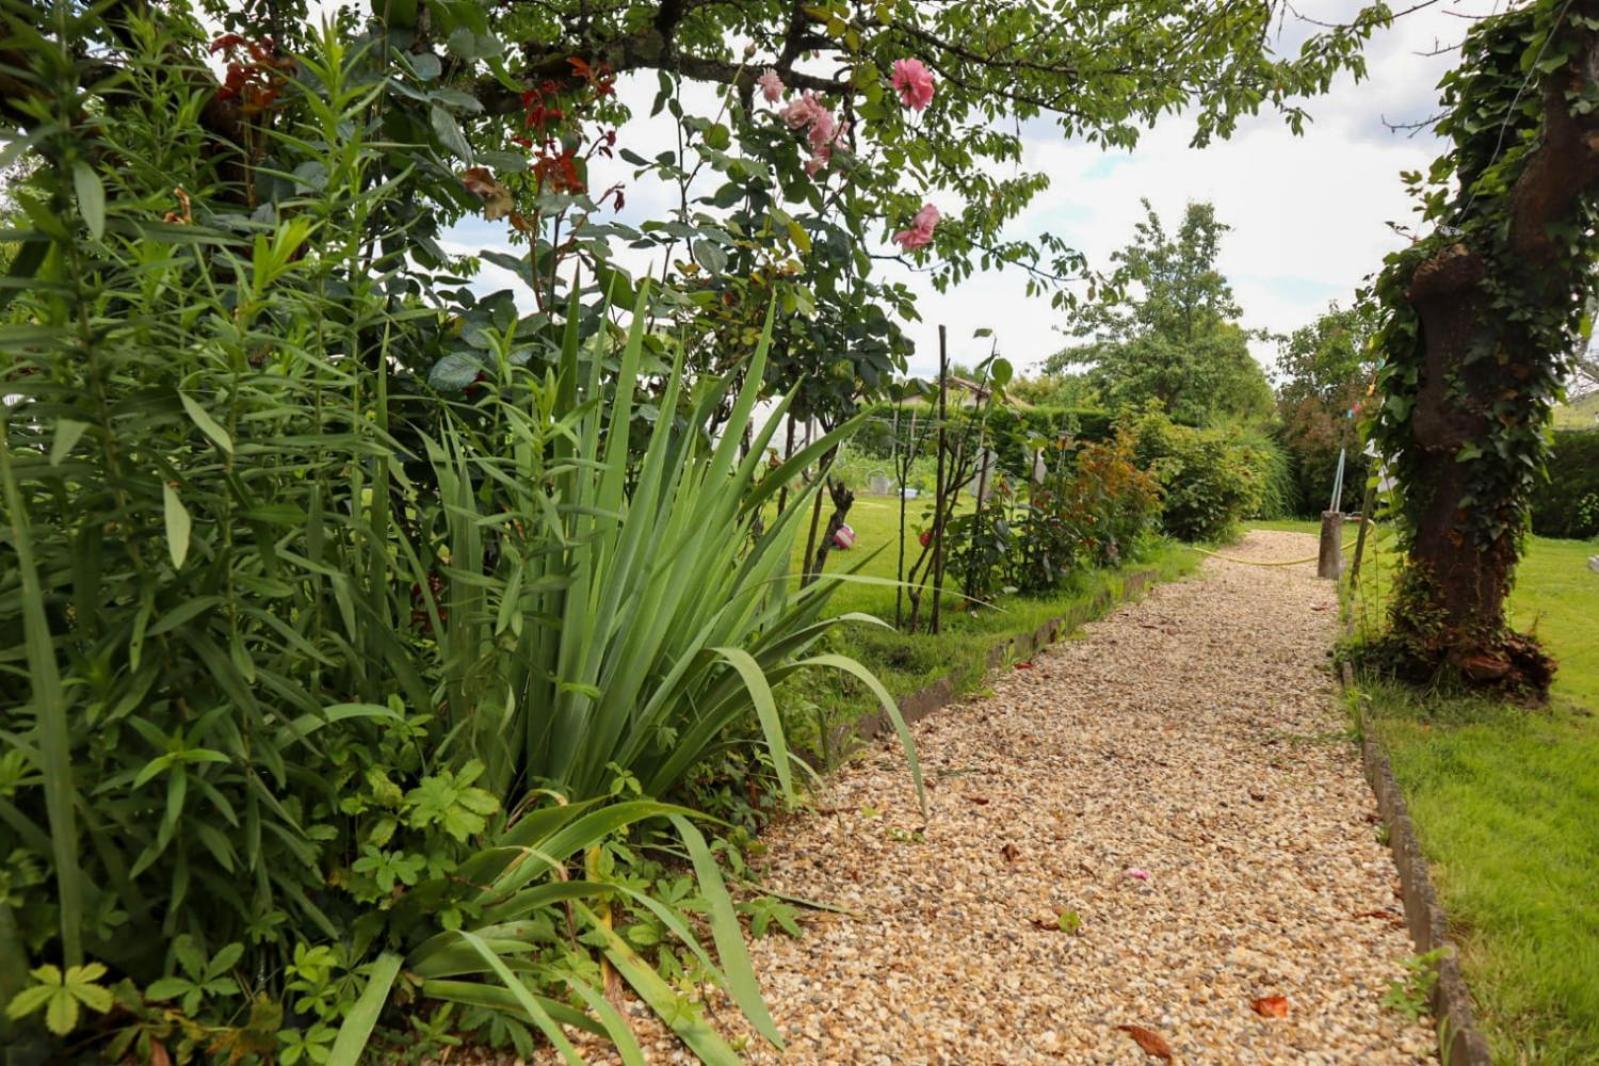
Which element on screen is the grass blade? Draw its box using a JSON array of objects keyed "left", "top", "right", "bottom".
[
  {"left": 456, "top": 930, "right": 585, "bottom": 1064},
  {"left": 668, "top": 814, "right": 784, "bottom": 1050},
  {"left": 0, "top": 434, "right": 83, "bottom": 965},
  {"left": 326, "top": 952, "right": 402, "bottom": 1066},
  {"left": 575, "top": 904, "right": 743, "bottom": 1066}
]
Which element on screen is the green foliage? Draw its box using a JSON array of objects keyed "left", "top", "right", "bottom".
[
  {"left": 952, "top": 429, "right": 1162, "bottom": 598},
  {"left": 1049, "top": 201, "right": 1273, "bottom": 424},
  {"left": 1382, "top": 949, "right": 1446, "bottom": 1021},
  {"left": 1530, "top": 429, "right": 1599, "bottom": 540},
  {"left": 1128, "top": 410, "right": 1280, "bottom": 542},
  {"left": 1274, "top": 301, "right": 1375, "bottom": 516},
  {"left": 853, "top": 401, "right": 1115, "bottom": 475},
  {"left": 0, "top": 10, "right": 915, "bottom": 1062},
  {"left": 6, "top": 963, "right": 114, "bottom": 1036}
]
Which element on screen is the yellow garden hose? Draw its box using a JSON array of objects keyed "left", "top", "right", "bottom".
[{"left": 1188, "top": 525, "right": 1392, "bottom": 569}]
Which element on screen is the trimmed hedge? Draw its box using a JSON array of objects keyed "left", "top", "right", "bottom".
[
  {"left": 1531, "top": 429, "right": 1599, "bottom": 540},
  {"left": 855, "top": 402, "right": 1114, "bottom": 475}
]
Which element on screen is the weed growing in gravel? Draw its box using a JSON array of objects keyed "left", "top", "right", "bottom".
[{"left": 1383, "top": 950, "right": 1446, "bottom": 1021}]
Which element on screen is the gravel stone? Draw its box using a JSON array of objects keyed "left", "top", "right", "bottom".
[{"left": 542, "top": 532, "right": 1435, "bottom": 1063}]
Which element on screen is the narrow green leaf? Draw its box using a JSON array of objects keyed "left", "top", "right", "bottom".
[
  {"left": 72, "top": 161, "right": 105, "bottom": 239},
  {"left": 455, "top": 931, "right": 583, "bottom": 1064},
  {"left": 327, "top": 953, "right": 402, "bottom": 1066},
  {"left": 180, "top": 393, "right": 234, "bottom": 455},
  {"left": 576, "top": 905, "right": 742, "bottom": 1066},
  {"left": 668, "top": 815, "right": 783, "bottom": 1049},
  {"left": 0, "top": 437, "right": 82, "bottom": 965},
  {"left": 712, "top": 646, "right": 793, "bottom": 802},
  {"left": 49, "top": 420, "right": 89, "bottom": 467},
  {"left": 798, "top": 653, "right": 926, "bottom": 815},
  {"left": 163, "top": 483, "right": 191, "bottom": 570}
]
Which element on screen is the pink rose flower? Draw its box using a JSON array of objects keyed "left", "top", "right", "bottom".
[
  {"left": 892, "top": 202, "right": 940, "bottom": 250},
  {"left": 781, "top": 92, "right": 826, "bottom": 130},
  {"left": 757, "top": 69, "right": 784, "bottom": 103},
  {"left": 891, "top": 57, "right": 935, "bottom": 111},
  {"left": 806, "top": 109, "right": 837, "bottom": 152}
]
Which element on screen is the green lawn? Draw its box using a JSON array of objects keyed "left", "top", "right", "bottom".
[
  {"left": 1553, "top": 390, "right": 1599, "bottom": 430},
  {"left": 1348, "top": 530, "right": 1599, "bottom": 1063}
]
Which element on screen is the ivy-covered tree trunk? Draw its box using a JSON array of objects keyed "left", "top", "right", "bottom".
[{"left": 1371, "top": 0, "right": 1599, "bottom": 692}]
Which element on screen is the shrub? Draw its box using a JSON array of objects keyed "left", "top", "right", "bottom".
[
  {"left": 853, "top": 401, "right": 1114, "bottom": 474},
  {"left": 1531, "top": 429, "right": 1599, "bottom": 540},
  {"left": 1128, "top": 410, "right": 1265, "bottom": 542},
  {"left": 1276, "top": 389, "right": 1370, "bottom": 517},
  {"left": 947, "top": 429, "right": 1161, "bottom": 597}
]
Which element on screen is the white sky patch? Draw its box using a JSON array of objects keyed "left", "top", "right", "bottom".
[{"left": 442, "top": 0, "right": 1507, "bottom": 379}]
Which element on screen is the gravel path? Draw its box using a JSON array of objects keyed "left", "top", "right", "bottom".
[{"left": 547, "top": 531, "right": 1435, "bottom": 1063}]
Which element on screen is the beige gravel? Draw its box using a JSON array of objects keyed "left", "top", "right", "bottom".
[{"left": 546, "top": 531, "right": 1435, "bottom": 1064}]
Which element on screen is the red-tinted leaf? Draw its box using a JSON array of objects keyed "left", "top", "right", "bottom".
[
  {"left": 1251, "top": 994, "right": 1289, "bottom": 1018},
  {"left": 1115, "top": 1024, "right": 1173, "bottom": 1061}
]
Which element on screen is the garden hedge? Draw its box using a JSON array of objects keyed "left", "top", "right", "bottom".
[
  {"left": 855, "top": 402, "right": 1114, "bottom": 475},
  {"left": 1530, "top": 429, "right": 1599, "bottom": 540}
]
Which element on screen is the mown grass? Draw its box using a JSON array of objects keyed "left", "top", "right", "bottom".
[
  {"left": 783, "top": 494, "right": 1198, "bottom": 762},
  {"left": 1348, "top": 529, "right": 1599, "bottom": 1063},
  {"left": 1553, "top": 390, "right": 1599, "bottom": 430}
]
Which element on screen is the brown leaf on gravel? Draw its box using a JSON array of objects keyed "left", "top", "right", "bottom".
[
  {"left": 1115, "top": 1024, "right": 1174, "bottom": 1061},
  {"left": 1251, "top": 994, "right": 1290, "bottom": 1018},
  {"left": 1014, "top": 660, "right": 1034, "bottom": 669},
  {"left": 1000, "top": 842, "right": 1020, "bottom": 862},
  {"left": 965, "top": 794, "right": 990, "bottom": 805},
  {"left": 1352, "top": 908, "right": 1405, "bottom": 927}
]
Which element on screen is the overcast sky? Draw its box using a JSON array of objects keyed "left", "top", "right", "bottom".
[{"left": 448, "top": 0, "right": 1509, "bottom": 379}]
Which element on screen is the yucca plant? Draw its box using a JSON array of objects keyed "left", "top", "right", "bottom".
[{"left": 423, "top": 286, "right": 924, "bottom": 810}]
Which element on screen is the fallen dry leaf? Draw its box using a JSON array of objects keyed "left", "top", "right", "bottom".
[
  {"left": 1014, "top": 660, "right": 1034, "bottom": 670},
  {"left": 966, "top": 794, "right": 991, "bottom": 805},
  {"left": 1001, "top": 842, "right": 1021, "bottom": 862},
  {"left": 1352, "top": 908, "right": 1405, "bottom": 927},
  {"left": 1115, "top": 1024, "right": 1174, "bottom": 1061},
  {"left": 1251, "top": 994, "right": 1289, "bottom": 1018}
]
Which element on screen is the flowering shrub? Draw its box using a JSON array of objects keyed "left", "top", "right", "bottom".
[{"left": 950, "top": 430, "right": 1161, "bottom": 598}]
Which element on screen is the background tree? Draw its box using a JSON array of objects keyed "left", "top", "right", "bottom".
[
  {"left": 1275, "top": 301, "right": 1376, "bottom": 512},
  {"left": 1365, "top": 0, "right": 1599, "bottom": 693},
  {"left": 1046, "top": 200, "right": 1274, "bottom": 424}
]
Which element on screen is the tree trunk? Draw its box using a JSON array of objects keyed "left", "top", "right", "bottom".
[
  {"left": 1382, "top": 8, "right": 1599, "bottom": 693},
  {"left": 806, "top": 478, "right": 855, "bottom": 582}
]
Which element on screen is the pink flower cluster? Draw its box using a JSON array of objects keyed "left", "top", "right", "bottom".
[
  {"left": 892, "top": 202, "right": 940, "bottom": 251},
  {"left": 891, "top": 58, "right": 935, "bottom": 111},
  {"left": 758, "top": 59, "right": 941, "bottom": 249},
  {"left": 781, "top": 90, "right": 848, "bottom": 176}
]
